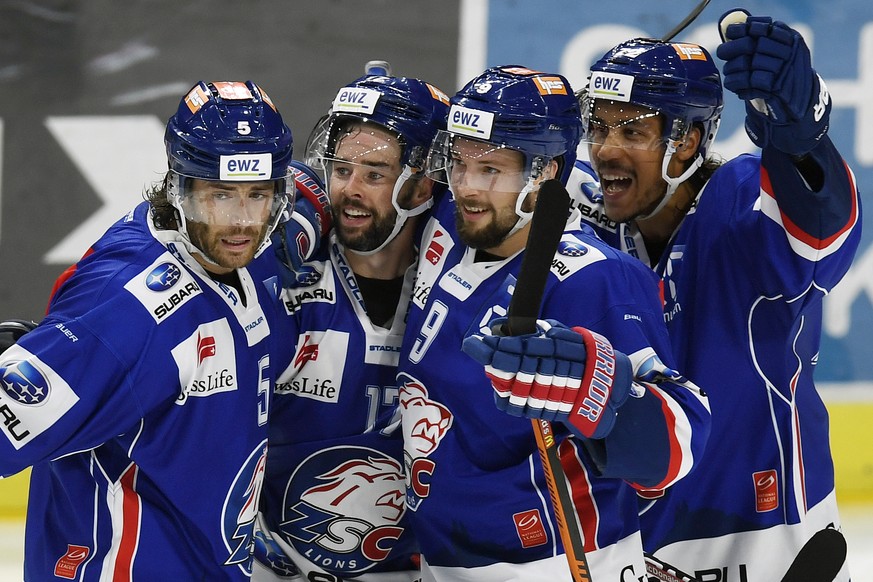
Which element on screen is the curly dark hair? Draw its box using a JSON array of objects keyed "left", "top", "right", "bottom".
[
  {"left": 144, "top": 172, "right": 180, "bottom": 230},
  {"left": 689, "top": 155, "right": 724, "bottom": 193}
]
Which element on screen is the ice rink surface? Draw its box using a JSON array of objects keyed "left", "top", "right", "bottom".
[{"left": 0, "top": 503, "right": 870, "bottom": 581}]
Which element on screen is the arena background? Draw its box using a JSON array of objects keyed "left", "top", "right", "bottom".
[{"left": 0, "top": 0, "right": 871, "bottom": 573}]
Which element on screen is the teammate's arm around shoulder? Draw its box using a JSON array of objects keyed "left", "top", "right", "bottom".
[{"left": 594, "top": 350, "right": 711, "bottom": 491}]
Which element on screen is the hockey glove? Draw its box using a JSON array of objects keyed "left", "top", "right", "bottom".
[
  {"left": 272, "top": 161, "right": 333, "bottom": 288},
  {"left": 0, "top": 319, "right": 37, "bottom": 354},
  {"left": 717, "top": 10, "right": 831, "bottom": 156},
  {"left": 462, "top": 318, "right": 633, "bottom": 440}
]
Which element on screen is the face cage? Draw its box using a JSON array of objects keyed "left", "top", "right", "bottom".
[{"left": 166, "top": 170, "right": 294, "bottom": 257}]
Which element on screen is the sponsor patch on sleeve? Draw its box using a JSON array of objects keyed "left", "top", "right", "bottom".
[{"left": 0, "top": 346, "right": 80, "bottom": 449}]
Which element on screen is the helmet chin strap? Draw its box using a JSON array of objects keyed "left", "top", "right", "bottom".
[
  {"left": 636, "top": 142, "right": 703, "bottom": 220},
  {"left": 503, "top": 156, "right": 556, "bottom": 242},
  {"left": 503, "top": 176, "right": 537, "bottom": 241},
  {"left": 350, "top": 165, "right": 433, "bottom": 257},
  {"left": 167, "top": 173, "right": 217, "bottom": 266}
]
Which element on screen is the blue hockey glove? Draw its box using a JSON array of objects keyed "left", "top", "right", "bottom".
[
  {"left": 272, "top": 161, "right": 332, "bottom": 288},
  {"left": 0, "top": 319, "right": 37, "bottom": 354},
  {"left": 716, "top": 10, "right": 831, "bottom": 156},
  {"left": 462, "top": 318, "right": 633, "bottom": 440}
]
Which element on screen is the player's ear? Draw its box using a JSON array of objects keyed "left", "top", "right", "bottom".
[
  {"left": 542, "top": 159, "right": 559, "bottom": 181},
  {"left": 408, "top": 173, "right": 436, "bottom": 206},
  {"left": 674, "top": 126, "right": 702, "bottom": 163}
]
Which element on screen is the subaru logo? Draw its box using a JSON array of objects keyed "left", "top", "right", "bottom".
[
  {"left": 1, "top": 360, "right": 50, "bottom": 405},
  {"left": 558, "top": 241, "right": 588, "bottom": 257},
  {"left": 146, "top": 263, "right": 182, "bottom": 291}
]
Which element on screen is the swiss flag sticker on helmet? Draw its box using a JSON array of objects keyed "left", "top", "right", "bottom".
[{"left": 212, "top": 81, "right": 254, "bottom": 100}]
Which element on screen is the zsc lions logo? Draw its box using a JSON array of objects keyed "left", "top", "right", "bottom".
[
  {"left": 1, "top": 360, "right": 50, "bottom": 405},
  {"left": 558, "top": 240, "right": 588, "bottom": 258},
  {"left": 145, "top": 263, "right": 181, "bottom": 291},
  {"left": 277, "top": 446, "right": 409, "bottom": 574}
]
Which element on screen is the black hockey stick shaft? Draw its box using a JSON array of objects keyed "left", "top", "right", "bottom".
[
  {"left": 661, "top": 0, "right": 711, "bottom": 41},
  {"left": 781, "top": 527, "right": 847, "bottom": 582},
  {"left": 504, "top": 179, "right": 591, "bottom": 582},
  {"left": 505, "top": 179, "right": 568, "bottom": 335},
  {"left": 644, "top": 526, "right": 847, "bottom": 582}
]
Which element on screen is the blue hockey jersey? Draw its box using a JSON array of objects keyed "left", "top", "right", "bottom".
[
  {"left": 0, "top": 202, "right": 282, "bottom": 580},
  {"left": 254, "top": 235, "right": 419, "bottom": 581},
  {"left": 396, "top": 194, "right": 710, "bottom": 581},
  {"left": 568, "top": 138, "right": 861, "bottom": 580}
]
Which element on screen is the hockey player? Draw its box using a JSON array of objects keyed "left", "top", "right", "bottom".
[
  {"left": 0, "top": 80, "right": 301, "bottom": 580},
  {"left": 558, "top": 9, "right": 861, "bottom": 580},
  {"left": 252, "top": 74, "right": 450, "bottom": 581},
  {"left": 398, "top": 66, "right": 711, "bottom": 581}
]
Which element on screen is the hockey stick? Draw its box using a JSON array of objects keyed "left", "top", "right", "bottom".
[
  {"left": 661, "top": 0, "right": 711, "bottom": 42},
  {"left": 644, "top": 526, "right": 848, "bottom": 582},
  {"left": 781, "top": 527, "right": 847, "bottom": 582},
  {"left": 504, "top": 179, "right": 591, "bottom": 582}
]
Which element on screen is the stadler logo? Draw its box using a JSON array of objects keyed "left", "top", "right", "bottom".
[
  {"left": 558, "top": 240, "right": 588, "bottom": 257},
  {"left": 145, "top": 263, "right": 181, "bottom": 291},
  {"left": 1, "top": 360, "right": 50, "bottom": 405}
]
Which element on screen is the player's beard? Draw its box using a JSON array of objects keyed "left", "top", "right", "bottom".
[
  {"left": 187, "top": 220, "right": 267, "bottom": 270},
  {"left": 332, "top": 199, "right": 399, "bottom": 253},
  {"left": 454, "top": 194, "right": 530, "bottom": 251}
]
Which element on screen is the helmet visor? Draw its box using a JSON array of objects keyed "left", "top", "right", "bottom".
[
  {"left": 311, "top": 119, "right": 408, "bottom": 200},
  {"left": 426, "top": 131, "right": 530, "bottom": 196},
  {"left": 171, "top": 171, "right": 293, "bottom": 229},
  {"left": 303, "top": 113, "right": 331, "bottom": 171},
  {"left": 307, "top": 117, "right": 407, "bottom": 184},
  {"left": 581, "top": 96, "right": 669, "bottom": 151}
]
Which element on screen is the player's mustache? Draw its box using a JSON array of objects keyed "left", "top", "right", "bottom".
[
  {"left": 337, "top": 200, "right": 376, "bottom": 215},
  {"left": 595, "top": 161, "right": 636, "bottom": 178},
  {"left": 220, "top": 225, "right": 261, "bottom": 237}
]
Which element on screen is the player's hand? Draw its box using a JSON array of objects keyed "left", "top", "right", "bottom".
[
  {"left": 462, "top": 318, "right": 633, "bottom": 440},
  {"left": 272, "top": 161, "right": 332, "bottom": 288},
  {"left": 716, "top": 9, "right": 830, "bottom": 155},
  {"left": 0, "top": 319, "right": 38, "bottom": 354}
]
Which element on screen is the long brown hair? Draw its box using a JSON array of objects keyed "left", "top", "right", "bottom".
[{"left": 144, "top": 172, "right": 179, "bottom": 230}]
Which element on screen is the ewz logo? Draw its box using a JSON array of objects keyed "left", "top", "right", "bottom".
[
  {"left": 448, "top": 104, "right": 494, "bottom": 138},
  {"left": 590, "top": 72, "right": 632, "bottom": 101},
  {"left": 336, "top": 89, "right": 368, "bottom": 105},
  {"left": 226, "top": 158, "right": 260, "bottom": 173}
]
